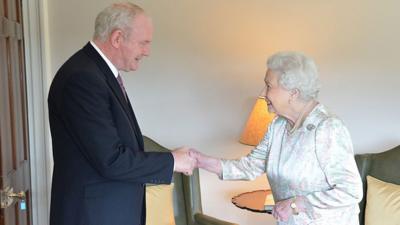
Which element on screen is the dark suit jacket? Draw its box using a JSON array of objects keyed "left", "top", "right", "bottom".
[{"left": 48, "top": 42, "right": 174, "bottom": 225}]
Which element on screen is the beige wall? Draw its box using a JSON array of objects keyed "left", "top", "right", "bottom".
[{"left": 46, "top": 0, "right": 400, "bottom": 224}]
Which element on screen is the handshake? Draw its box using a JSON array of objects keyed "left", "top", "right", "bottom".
[{"left": 171, "top": 147, "right": 221, "bottom": 176}]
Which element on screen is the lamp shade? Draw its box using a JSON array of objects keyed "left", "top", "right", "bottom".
[{"left": 239, "top": 97, "right": 275, "bottom": 146}]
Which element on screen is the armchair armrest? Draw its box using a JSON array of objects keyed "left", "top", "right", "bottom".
[{"left": 194, "top": 213, "right": 239, "bottom": 225}]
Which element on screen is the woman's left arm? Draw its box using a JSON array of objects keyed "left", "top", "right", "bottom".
[{"left": 303, "top": 117, "right": 363, "bottom": 208}]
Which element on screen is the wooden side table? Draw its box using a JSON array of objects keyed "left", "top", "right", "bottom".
[{"left": 231, "top": 189, "right": 273, "bottom": 214}]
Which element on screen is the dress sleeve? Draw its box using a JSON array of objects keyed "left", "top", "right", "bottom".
[
  {"left": 303, "top": 117, "right": 363, "bottom": 209},
  {"left": 220, "top": 119, "right": 275, "bottom": 181}
]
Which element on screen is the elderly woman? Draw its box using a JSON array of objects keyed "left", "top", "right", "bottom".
[{"left": 192, "top": 52, "right": 363, "bottom": 224}]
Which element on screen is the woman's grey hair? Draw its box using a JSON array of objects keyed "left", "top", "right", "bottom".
[
  {"left": 267, "top": 51, "right": 320, "bottom": 101},
  {"left": 93, "top": 2, "right": 144, "bottom": 42}
]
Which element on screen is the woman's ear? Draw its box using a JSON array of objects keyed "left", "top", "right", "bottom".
[
  {"left": 290, "top": 89, "right": 300, "bottom": 100},
  {"left": 110, "top": 29, "right": 124, "bottom": 48}
]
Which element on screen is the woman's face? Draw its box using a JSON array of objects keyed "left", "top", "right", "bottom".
[{"left": 262, "top": 69, "right": 292, "bottom": 116}]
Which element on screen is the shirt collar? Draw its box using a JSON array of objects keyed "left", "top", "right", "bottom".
[{"left": 90, "top": 41, "right": 119, "bottom": 78}]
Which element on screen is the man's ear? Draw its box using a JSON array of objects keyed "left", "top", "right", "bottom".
[{"left": 110, "top": 29, "right": 124, "bottom": 48}]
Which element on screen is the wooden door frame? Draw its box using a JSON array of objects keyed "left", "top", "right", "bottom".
[{"left": 22, "top": 0, "right": 52, "bottom": 225}]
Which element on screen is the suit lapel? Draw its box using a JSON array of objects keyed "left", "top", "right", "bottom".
[
  {"left": 82, "top": 43, "right": 144, "bottom": 149},
  {"left": 126, "top": 97, "right": 144, "bottom": 149},
  {"left": 82, "top": 44, "right": 129, "bottom": 110}
]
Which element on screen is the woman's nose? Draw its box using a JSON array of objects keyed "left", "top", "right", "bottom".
[{"left": 259, "top": 86, "right": 267, "bottom": 97}]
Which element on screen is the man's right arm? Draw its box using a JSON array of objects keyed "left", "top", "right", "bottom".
[{"left": 60, "top": 72, "right": 174, "bottom": 184}]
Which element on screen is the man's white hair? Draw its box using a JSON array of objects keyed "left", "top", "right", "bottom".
[
  {"left": 93, "top": 2, "right": 144, "bottom": 42},
  {"left": 267, "top": 51, "right": 320, "bottom": 101}
]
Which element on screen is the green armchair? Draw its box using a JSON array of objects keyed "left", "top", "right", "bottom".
[
  {"left": 143, "top": 136, "right": 238, "bottom": 225},
  {"left": 354, "top": 145, "right": 400, "bottom": 225}
]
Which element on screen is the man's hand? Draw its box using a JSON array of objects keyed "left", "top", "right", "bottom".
[{"left": 171, "top": 147, "right": 196, "bottom": 176}]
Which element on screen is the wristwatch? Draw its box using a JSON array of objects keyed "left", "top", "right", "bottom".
[{"left": 290, "top": 196, "right": 299, "bottom": 215}]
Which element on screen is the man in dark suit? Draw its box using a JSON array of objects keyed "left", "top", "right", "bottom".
[{"left": 48, "top": 2, "right": 195, "bottom": 225}]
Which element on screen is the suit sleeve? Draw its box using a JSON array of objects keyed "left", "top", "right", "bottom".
[{"left": 59, "top": 72, "right": 174, "bottom": 184}]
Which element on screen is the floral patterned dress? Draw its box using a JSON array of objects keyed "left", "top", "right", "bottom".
[{"left": 221, "top": 104, "right": 363, "bottom": 225}]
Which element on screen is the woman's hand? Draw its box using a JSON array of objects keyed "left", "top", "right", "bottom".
[
  {"left": 272, "top": 196, "right": 307, "bottom": 222},
  {"left": 189, "top": 150, "right": 222, "bottom": 176}
]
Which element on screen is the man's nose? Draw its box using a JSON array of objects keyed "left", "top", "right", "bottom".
[{"left": 143, "top": 45, "right": 151, "bottom": 56}]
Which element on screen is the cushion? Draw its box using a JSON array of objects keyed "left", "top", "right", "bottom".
[
  {"left": 146, "top": 184, "right": 176, "bottom": 225},
  {"left": 365, "top": 176, "right": 400, "bottom": 225}
]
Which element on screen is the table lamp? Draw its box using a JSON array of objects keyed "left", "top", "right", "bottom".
[{"left": 239, "top": 96, "right": 275, "bottom": 146}]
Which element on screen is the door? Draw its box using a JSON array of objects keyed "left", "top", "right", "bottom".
[{"left": 0, "top": 0, "right": 31, "bottom": 224}]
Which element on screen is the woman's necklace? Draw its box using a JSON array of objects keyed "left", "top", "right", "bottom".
[{"left": 288, "top": 100, "right": 317, "bottom": 134}]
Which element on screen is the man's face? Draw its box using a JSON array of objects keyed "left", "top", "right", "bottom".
[{"left": 119, "top": 14, "right": 153, "bottom": 72}]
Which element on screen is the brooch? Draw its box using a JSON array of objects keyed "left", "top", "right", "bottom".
[{"left": 306, "top": 124, "right": 315, "bottom": 130}]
